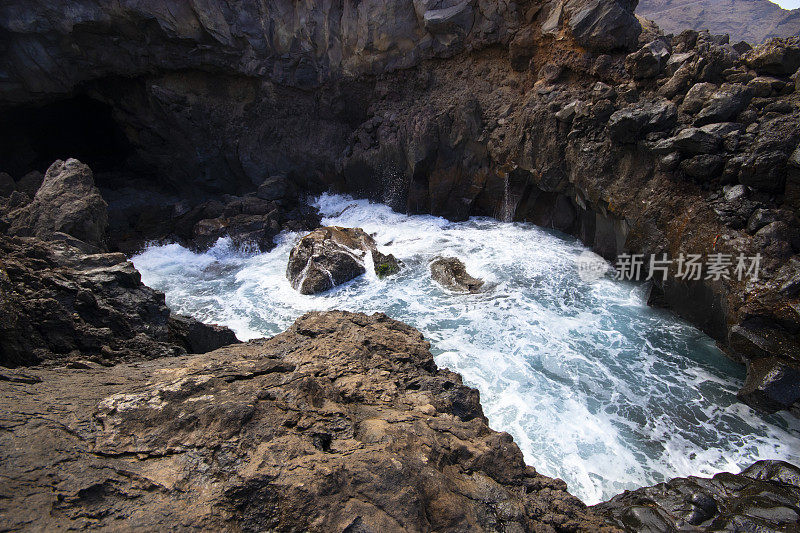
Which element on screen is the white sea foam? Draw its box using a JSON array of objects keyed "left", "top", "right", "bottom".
[{"left": 132, "top": 193, "right": 800, "bottom": 504}]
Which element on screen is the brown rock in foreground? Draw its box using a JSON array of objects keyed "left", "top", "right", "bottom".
[{"left": 0, "top": 311, "right": 613, "bottom": 532}]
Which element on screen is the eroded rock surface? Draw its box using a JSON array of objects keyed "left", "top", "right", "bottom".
[
  {"left": 0, "top": 235, "right": 237, "bottom": 367},
  {"left": 6, "top": 159, "right": 107, "bottom": 250},
  {"left": 287, "top": 227, "right": 400, "bottom": 294},
  {"left": 594, "top": 460, "right": 800, "bottom": 531},
  {"left": 0, "top": 311, "right": 614, "bottom": 532},
  {"left": 430, "top": 256, "right": 485, "bottom": 293},
  {"left": 0, "top": 0, "right": 799, "bottom": 419}
]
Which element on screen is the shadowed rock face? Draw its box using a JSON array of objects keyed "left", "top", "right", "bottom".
[
  {"left": 0, "top": 235, "right": 238, "bottom": 367},
  {"left": 0, "top": 158, "right": 238, "bottom": 366},
  {"left": 6, "top": 159, "right": 108, "bottom": 250},
  {"left": 0, "top": 311, "right": 616, "bottom": 532},
  {"left": 594, "top": 460, "right": 800, "bottom": 531}
]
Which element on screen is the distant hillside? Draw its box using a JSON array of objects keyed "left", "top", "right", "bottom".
[{"left": 636, "top": 0, "right": 800, "bottom": 44}]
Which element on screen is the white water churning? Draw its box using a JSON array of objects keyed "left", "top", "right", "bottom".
[{"left": 132, "top": 193, "right": 800, "bottom": 504}]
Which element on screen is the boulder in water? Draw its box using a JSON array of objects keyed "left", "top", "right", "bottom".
[
  {"left": 430, "top": 256, "right": 484, "bottom": 293},
  {"left": 287, "top": 226, "right": 400, "bottom": 294},
  {"left": 372, "top": 249, "right": 402, "bottom": 279}
]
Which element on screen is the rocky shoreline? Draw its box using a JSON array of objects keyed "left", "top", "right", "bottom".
[
  {"left": 3, "top": 0, "right": 799, "bottom": 414},
  {"left": 2, "top": 0, "right": 800, "bottom": 530}
]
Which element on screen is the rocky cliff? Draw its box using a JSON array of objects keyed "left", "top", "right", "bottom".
[
  {"left": 637, "top": 0, "right": 800, "bottom": 45},
  {"left": 2, "top": 310, "right": 798, "bottom": 531},
  {"left": 1, "top": 0, "right": 799, "bottom": 414},
  {"left": 0, "top": 311, "right": 615, "bottom": 532}
]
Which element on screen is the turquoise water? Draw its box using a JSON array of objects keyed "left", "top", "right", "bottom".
[{"left": 132, "top": 193, "right": 800, "bottom": 504}]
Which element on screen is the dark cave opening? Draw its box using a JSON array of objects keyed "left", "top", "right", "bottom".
[{"left": 0, "top": 95, "right": 132, "bottom": 180}]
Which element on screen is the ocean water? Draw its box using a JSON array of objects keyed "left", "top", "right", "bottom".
[{"left": 132, "top": 193, "right": 800, "bottom": 504}]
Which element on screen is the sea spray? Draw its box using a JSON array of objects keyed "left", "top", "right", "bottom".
[{"left": 133, "top": 193, "right": 800, "bottom": 504}]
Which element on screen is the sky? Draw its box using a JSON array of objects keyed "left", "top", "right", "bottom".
[{"left": 772, "top": 0, "right": 800, "bottom": 9}]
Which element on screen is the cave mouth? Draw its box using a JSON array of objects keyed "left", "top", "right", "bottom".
[{"left": 0, "top": 95, "right": 132, "bottom": 181}]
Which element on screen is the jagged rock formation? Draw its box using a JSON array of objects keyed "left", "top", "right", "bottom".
[
  {"left": 287, "top": 226, "right": 400, "bottom": 294},
  {"left": 6, "top": 159, "right": 108, "bottom": 250},
  {"left": 0, "top": 159, "right": 238, "bottom": 366},
  {"left": 0, "top": 233, "right": 239, "bottom": 367},
  {"left": 637, "top": 0, "right": 800, "bottom": 45},
  {"left": 594, "top": 460, "right": 800, "bottom": 531},
  {"left": 0, "top": 311, "right": 615, "bottom": 532},
  {"left": 1, "top": 1, "right": 798, "bottom": 415},
  {"left": 430, "top": 256, "right": 486, "bottom": 292}
]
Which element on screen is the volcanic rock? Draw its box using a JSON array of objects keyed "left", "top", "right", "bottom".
[
  {"left": 694, "top": 84, "right": 754, "bottom": 126},
  {"left": 0, "top": 236, "right": 186, "bottom": 367},
  {"left": 565, "top": 0, "right": 642, "bottom": 52},
  {"left": 744, "top": 38, "right": 800, "bottom": 76},
  {"left": 738, "top": 357, "right": 800, "bottom": 413},
  {"left": 0, "top": 172, "right": 14, "bottom": 197},
  {"left": 168, "top": 314, "right": 240, "bottom": 354},
  {"left": 287, "top": 227, "right": 399, "bottom": 294},
  {"left": 7, "top": 159, "right": 107, "bottom": 250},
  {"left": 594, "top": 460, "right": 800, "bottom": 531},
  {"left": 430, "top": 256, "right": 485, "bottom": 293},
  {"left": 625, "top": 38, "right": 671, "bottom": 79},
  {"left": 15, "top": 170, "right": 43, "bottom": 197},
  {"left": 607, "top": 100, "right": 678, "bottom": 144},
  {"left": 0, "top": 311, "right": 613, "bottom": 532}
]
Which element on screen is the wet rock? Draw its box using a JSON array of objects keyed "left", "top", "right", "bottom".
[
  {"left": 694, "top": 84, "right": 754, "bottom": 126},
  {"left": 0, "top": 172, "right": 14, "bottom": 197},
  {"left": 287, "top": 226, "right": 398, "bottom": 294},
  {"left": 607, "top": 100, "right": 678, "bottom": 144},
  {"left": 430, "top": 256, "right": 484, "bottom": 293},
  {"left": 0, "top": 311, "right": 611, "bottom": 531},
  {"left": 193, "top": 214, "right": 279, "bottom": 252},
  {"left": 7, "top": 159, "right": 107, "bottom": 250},
  {"left": 168, "top": 314, "right": 239, "bottom": 354},
  {"left": 738, "top": 357, "right": 800, "bottom": 413},
  {"left": 744, "top": 38, "right": 800, "bottom": 76},
  {"left": 565, "top": 0, "right": 642, "bottom": 52},
  {"left": 372, "top": 249, "right": 402, "bottom": 279},
  {"left": 625, "top": 38, "right": 671, "bottom": 79},
  {"left": 0, "top": 235, "right": 185, "bottom": 367},
  {"left": 594, "top": 460, "right": 800, "bottom": 531}
]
